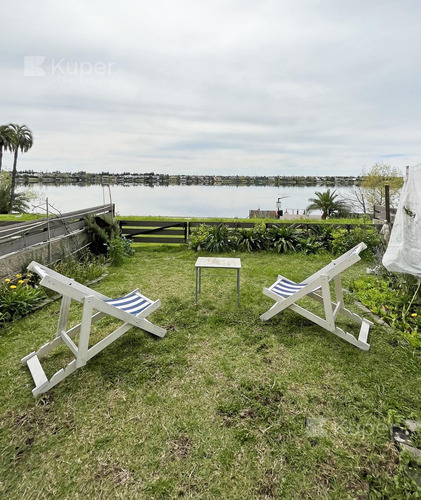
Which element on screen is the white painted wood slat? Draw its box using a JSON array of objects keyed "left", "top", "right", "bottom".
[{"left": 26, "top": 355, "right": 48, "bottom": 389}]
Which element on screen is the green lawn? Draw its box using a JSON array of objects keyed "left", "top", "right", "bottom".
[
  {"left": 1, "top": 246, "right": 420, "bottom": 499},
  {"left": 0, "top": 213, "right": 45, "bottom": 222},
  {"left": 116, "top": 215, "right": 373, "bottom": 225}
]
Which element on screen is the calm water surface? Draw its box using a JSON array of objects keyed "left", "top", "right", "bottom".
[{"left": 29, "top": 184, "right": 354, "bottom": 217}]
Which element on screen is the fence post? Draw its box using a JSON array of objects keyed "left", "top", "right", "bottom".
[
  {"left": 385, "top": 185, "right": 390, "bottom": 223},
  {"left": 46, "top": 198, "right": 52, "bottom": 265}
]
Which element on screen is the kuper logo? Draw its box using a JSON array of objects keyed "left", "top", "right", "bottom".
[{"left": 24, "top": 56, "right": 115, "bottom": 77}]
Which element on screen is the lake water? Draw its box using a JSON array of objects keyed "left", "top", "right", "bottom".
[{"left": 28, "top": 184, "right": 354, "bottom": 218}]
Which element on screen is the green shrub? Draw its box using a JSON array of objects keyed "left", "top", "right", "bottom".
[
  {"left": 52, "top": 252, "right": 108, "bottom": 284},
  {"left": 297, "top": 236, "right": 325, "bottom": 255},
  {"left": 84, "top": 215, "right": 120, "bottom": 255},
  {"left": 236, "top": 222, "right": 268, "bottom": 252},
  {"left": 84, "top": 215, "right": 134, "bottom": 265},
  {"left": 0, "top": 252, "right": 110, "bottom": 326},
  {"left": 188, "top": 224, "right": 238, "bottom": 252},
  {"left": 267, "top": 225, "right": 300, "bottom": 253},
  {"left": 0, "top": 273, "right": 46, "bottom": 324},
  {"left": 331, "top": 227, "right": 382, "bottom": 257},
  {"left": 0, "top": 172, "right": 34, "bottom": 214},
  {"left": 351, "top": 276, "right": 421, "bottom": 350},
  {"left": 188, "top": 224, "right": 212, "bottom": 251},
  {"left": 306, "top": 224, "right": 335, "bottom": 250},
  {"left": 106, "top": 237, "right": 135, "bottom": 266},
  {"left": 188, "top": 223, "right": 383, "bottom": 261},
  {"left": 351, "top": 276, "right": 405, "bottom": 316},
  {"left": 204, "top": 224, "right": 236, "bottom": 253}
]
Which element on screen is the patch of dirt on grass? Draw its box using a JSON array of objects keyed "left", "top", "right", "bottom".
[
  {"left": 256, "top": 469, "right": 279, "bottom": 499},
  {"left": 170, "top": 434, "right": 192, "bottom": 459},
  {"left": 95, "top": 460, "right": 135, "bottom": 486},
  {"left": 239, "top": 408, "right": 257, "bottom": 419}
]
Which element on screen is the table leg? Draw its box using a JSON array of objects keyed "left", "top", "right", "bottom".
[
  {"left": 195, "top": 267, "right": 198, "bottom": 304},
  {"left": 237, "top": 268, "right": 240, "bottom": 306},
  {"left": 199, "top": 267, "right": 202, "bottom": 293}
]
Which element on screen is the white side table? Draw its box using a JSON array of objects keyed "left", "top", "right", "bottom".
[{"left": 195, "top": 257, "right": 241, "bottom": 305}]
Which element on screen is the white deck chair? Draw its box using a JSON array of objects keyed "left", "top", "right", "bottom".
[
  {"left": 260, "top": 242, "right": 373, "bottom": 350},
  {"left": 21, "top": 261, "right": 166, "bottom": 397}
]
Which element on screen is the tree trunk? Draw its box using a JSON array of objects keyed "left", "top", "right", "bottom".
[
  {"left": 0, "top": 145, "right": 3, "bottom": 174},
  {"left": 9, "top": 148, "right": 19, "bottom": 213}
]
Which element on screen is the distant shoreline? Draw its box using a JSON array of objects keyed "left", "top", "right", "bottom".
[{"left": 15, "top": 170, "right": 362, "bottom": 187}]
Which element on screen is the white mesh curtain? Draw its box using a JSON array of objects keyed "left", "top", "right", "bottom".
[{"left": 382, "top": 164, "right": 421, "bottom": 277}]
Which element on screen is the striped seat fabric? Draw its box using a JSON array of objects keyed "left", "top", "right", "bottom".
[
  {"left": 105, "top": 292, "right": 152, "bottom": 316},
  {"left": 270, "top": 278, "right": 308, "bottom": 298}
]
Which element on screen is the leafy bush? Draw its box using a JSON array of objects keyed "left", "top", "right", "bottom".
[
  {"left": 188, "top": 224, "right": 212, "bottom": 251},
  {"left": 306, "top": 224, "right": 335, "bottom": 250},
  {"left": 52, "top": 252, "right": 108, "bottom": 284},
  {"left": 84, "top": 215, "right": 134, "bottom": 264},
  {"left": 267, "top": 225, "right": 300, "bottom": 253},
  {"left": 0, "top": 252, "right": 110, "bottom": 326},
  {"left": 297, "top": 236, "right": 325, "bottom": 255},
  {"left": 106, "top": 237, "right": 135, "bottom": 266},
  {"left": 236, "top": 222, "right": 268, "bottom": 252},
  {"left": 0, "top": 172, "right": 35, "bottom": 214},
  {"left": 189, "top": 222, "right": 269, "bottom": 253},
  {"left": 0, "top": 273, "right": 46, "bottom": 324},
  {"left": 188, "top": 222, "right": 384, "bottom": 262},
  {"left": 84, "top": 215, "right": 120, "bottom": 255},
  {"left": 351, "top": 276, "right": 421, "bottom": 350},
  {"left": 331, "top": 227, "right": 382, "bottom": 257},
  {"left": 204, "top": 224, "right": 236, "bottom": 253}
]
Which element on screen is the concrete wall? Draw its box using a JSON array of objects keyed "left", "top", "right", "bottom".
[
  {"left": 279, "top": 213, "right": 321, "bottom": 220},
  {"left": 249, "top": 210, "right": 276, "bottom": 218},
  {"left": 249, "top": 209, "right": 321, "bottom": 220},
  {"left": 0, "top": 230, "right": 89, "bottom": 280}
]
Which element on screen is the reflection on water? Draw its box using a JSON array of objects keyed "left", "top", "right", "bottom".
[{"left": 29, "top": 184, "right": 353, "bottom": 217}]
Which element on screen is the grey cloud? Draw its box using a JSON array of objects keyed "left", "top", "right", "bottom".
[{"left": 1, "top": 0, "right": 420, "bottom": 175}]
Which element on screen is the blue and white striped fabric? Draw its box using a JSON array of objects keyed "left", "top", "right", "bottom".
[
  {"left": 270, "top": 278, "right": 308, "bottom": 298},
  {"left": 105, "top": 292, "right": 152, "bottom": 316}
]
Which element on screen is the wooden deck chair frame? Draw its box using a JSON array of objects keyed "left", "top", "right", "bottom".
[
  {"left": 22, "top": 261, "right": 166, "bottom": 397},
  {"left": 260, "top": 242, "right": 373, "bottom": 350}
]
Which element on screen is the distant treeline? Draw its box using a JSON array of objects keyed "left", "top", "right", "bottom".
[{"left": 16, "top": 170, "right": 362, "bottom": 187}]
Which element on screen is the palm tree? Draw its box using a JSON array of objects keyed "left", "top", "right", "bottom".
[
  {"left": 8, "top": 124, "right": 33, "bottom": 213},
  {"left": 0, "top": 124, "right": 13, "bottom": 174},
  {"left": 0, "top": 172, "right": 32, "bottom": 214},
  {"left": 306, "top": 189, "right": 348, "bottom": 220}
]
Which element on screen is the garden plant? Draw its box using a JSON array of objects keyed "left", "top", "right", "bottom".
[
  {"left": 0, "top": 245, "right": 420, "bottom": 498},
  {"left": 1, "top": 216, "right": 421, "bottom": 498}
]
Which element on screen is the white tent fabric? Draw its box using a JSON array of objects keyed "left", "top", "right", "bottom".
[{"left": 382, "top": 164, "right": 421, "bottom": 277}]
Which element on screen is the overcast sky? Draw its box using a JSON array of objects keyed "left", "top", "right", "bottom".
[{"left": 1, "top": 0, "right": 420, "bottom": 176}]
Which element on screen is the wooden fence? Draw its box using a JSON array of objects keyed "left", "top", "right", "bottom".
[
  {"left": 119, "top": 221, "right": 188, "bottom": 244},
  {"left": 373, "top": 205, "right": 397, "bottom": 223},
  {"left": 119, "top": 220, "right": 383, "bottom": 244},
  {"left": 0, "top": 204, "right": 114, "bottom": 257}
]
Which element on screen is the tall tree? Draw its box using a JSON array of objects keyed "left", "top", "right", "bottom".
[
  {"left": 0, "top": 172, "right": 32, "bottom": 214},
  {"left": 306, "top": 189, "right": 348, "bottom": 219},
  {"left": 0, "top": 124, "right": 13, "bottom": 174},
  {"left": 346, "top": 163, "right": 404, "bottom": 215},
  {"left": 8, "top": 123, "right": 33, "bottom": 213},
  {"left": 361, "top": 163, "right": 403, "bottom": 210}
]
